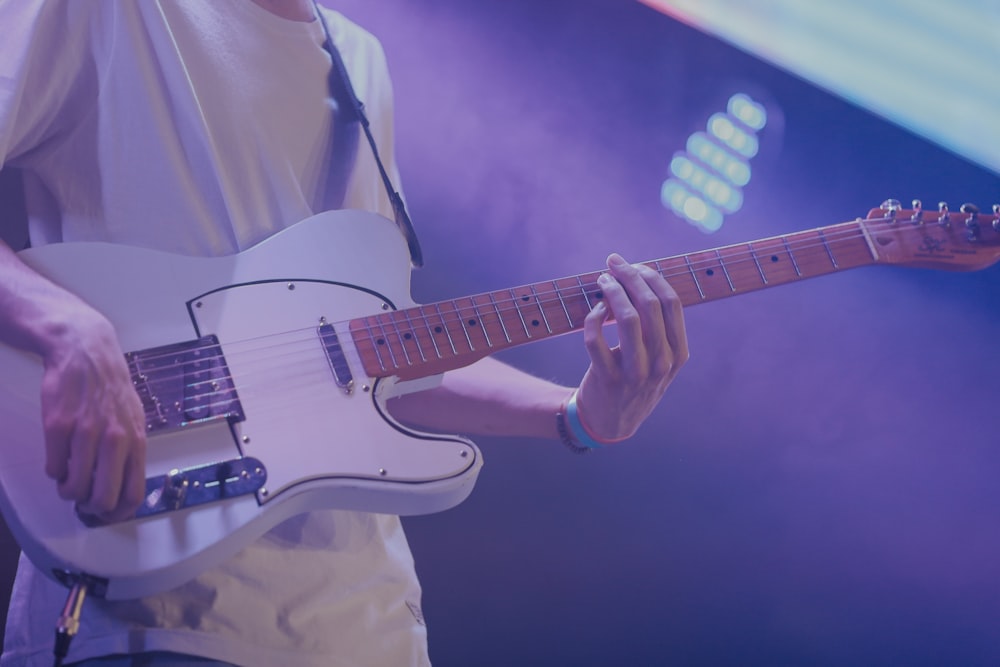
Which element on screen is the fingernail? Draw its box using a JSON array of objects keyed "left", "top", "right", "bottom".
[
  {"left": 607, "top": 253, "right": 627, "bottom": 268},
  {"left": 598, "top": 272, "right": 612, "bottom": 285}
]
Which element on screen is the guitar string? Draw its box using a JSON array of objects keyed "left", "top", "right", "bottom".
[
  {"left": 128, "top": 215, "right": 905, "bottom": 368},
  {"left": 137, "top": 214, "right": 977, "bottom": 380},
  {"left": 131, "top": 215, "right": 988, "bottom": 410},
  {"left": 133, "top": 211, "right": 976, "bottom": 380},
  {"left": 132, "top": 212, "right": 984, "bottom": 411},
  {"left": 285, "top": 213, "right": 989, "bottom": 355}
]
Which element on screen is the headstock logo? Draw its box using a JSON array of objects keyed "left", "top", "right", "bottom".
[{"left": 918, "top": 235, "right": 947, "bottom": 254}]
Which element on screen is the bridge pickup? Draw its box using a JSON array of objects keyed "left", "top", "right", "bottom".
[
  {"left": 319, "top": 322, "right": 354, "bottom": 393},
  {"left": 127, "top": 335, "right": 245, "bottom": 433}
]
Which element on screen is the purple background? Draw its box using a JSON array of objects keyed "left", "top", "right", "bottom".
[{"left": 3, "top": 0, "right": 999, "bottom": 665}]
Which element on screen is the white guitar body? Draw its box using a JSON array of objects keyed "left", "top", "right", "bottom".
[{"left": 0, "top": 210, "right": 482, "bottom": 600}]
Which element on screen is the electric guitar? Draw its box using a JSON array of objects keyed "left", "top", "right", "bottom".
[{"left": 1, "top": 202, "right": 997, "bottom": 600}]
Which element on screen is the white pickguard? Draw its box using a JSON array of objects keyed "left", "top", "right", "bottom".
[{"left": 0, "top": 210, "right": 482, "bottom": 600}]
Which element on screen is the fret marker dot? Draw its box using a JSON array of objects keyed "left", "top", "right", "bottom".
[
  {"left": 434, "top": 326, "right": 443, "bottom": 334},
  {"left": 706, "top": 269, "right": 715, "bottom": 276},
  {"left": 403, "top": 333, "right": 412, "bottom": 340},
  {"left": 770, "top": 255, "right": 779, "bottom": 263},
  {"left": 521, "top": 295, "right": 530, "bottom": 301},
  {"left": 531, "top": 319, "right": 540, "bottom": 327},
  {"left": 376, "top": 339, "right": 386, "bottom": 346},
  {"left": 467, "top": 319, "right": 477, "bottom": 327},
  {"left": 594, "top": 291, "right": 603, "bottom": 299}
]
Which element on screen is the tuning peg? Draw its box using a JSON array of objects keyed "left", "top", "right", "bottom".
[
  {"left": 938, "top": 202, "right": 950, "bottom": 226},
  {"left": 962, "top": 204, "right": 980, "bottom": 241},
  {"left": 993, "top": 204, "right": 1000, "bottom": 232},
  {"left": 880, "top": 198, "right": 901, "bottom": 222},
  {"left": 910, "top": 199, "right": 923, "bottom": 224}
]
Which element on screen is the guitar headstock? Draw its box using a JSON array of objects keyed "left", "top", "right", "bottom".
[{"left": 863, "top": 200, "right": 1000, "bottom": 271}]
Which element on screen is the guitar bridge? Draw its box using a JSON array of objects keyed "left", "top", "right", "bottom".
[
  {"left": 76, "top": 457, "right": 268, "bottom": 526},
  {"left": 127, "top": 335, "right": 245, "bottom": 433}
]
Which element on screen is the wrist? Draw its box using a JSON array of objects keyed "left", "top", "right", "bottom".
[
  {"left": 0, "top": 255, "right": 94, "bottom": 358},
  {"left": 557, "top": 389, "right": 628, "bottom": 453},
  {"left": 15, "top": 296, "right": 111, "bottom": 363}
]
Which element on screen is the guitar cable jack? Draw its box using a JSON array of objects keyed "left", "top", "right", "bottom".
[{"left": 52, "top": 578, "right": 88, "bottom": 667}]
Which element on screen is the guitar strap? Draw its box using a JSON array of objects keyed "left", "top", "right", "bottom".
[{"left": 314, "top": 5, "right": 424, "bottom": 268}]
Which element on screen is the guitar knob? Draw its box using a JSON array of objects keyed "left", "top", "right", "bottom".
[
  {"left": 162, "top": 469, "right": 190, "bottom": 510},
  {"left": 993, "top": 204, "right": 1000, "bottom": 231}
]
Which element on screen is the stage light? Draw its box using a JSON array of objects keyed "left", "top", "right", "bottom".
[
  {"left": 661, "top": 93, "right": 766, "bottom": 233},
  {"left": 728, "top": 93, "right": 767, "bottom": 130},
  {"left": 639, "top": 0, "right": 999, "bottom": 175}
]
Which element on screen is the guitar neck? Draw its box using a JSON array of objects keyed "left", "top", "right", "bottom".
[{"left": 350, "top": 219, "right": 879, "bottom": 379}]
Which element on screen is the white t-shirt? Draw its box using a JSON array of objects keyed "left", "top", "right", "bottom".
[{"left": 0, "top": 1, "right": 428, "bottom": 665}]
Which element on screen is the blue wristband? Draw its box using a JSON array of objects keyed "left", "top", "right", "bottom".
[{"left": 565, "top": 392, "right": 605, "bottom": 450}]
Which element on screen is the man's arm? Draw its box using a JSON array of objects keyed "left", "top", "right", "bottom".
[
  {"left": 0, "top": 239, "right": 146, "bottom": 521},
  {"left": 388, "top": 253, "right": 689, "bottom": 444}
]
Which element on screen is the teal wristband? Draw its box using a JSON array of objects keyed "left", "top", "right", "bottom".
[{"left": 565, "top": 392, "right": 605, "bottom": 450}]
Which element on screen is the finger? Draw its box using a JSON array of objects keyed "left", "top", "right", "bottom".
[
  {"left": 582, "top": 300, "right": 615, "bottom": 375},
  {"left": 603, "top": 257, "right": 665, "bottom": 378},
  {"left": 58, "top": 420, "right": 98, "bottom": 503},
  {"left": 117, "top": 430, "right": 148, "bottom": 521},
  {"left": 608, "top": 256, "right": 669, "bottom": 348},
  {"left": 597, "top": 271, "right": 642, "bottom": 378},
  {"left": 653, "top": 271, "right": 689, "bottom": 371},
  {"left": 42, "top": 409, "right": 73, "bottom": 484},
  {"left": 109, "top": 394, "right": 149, "bottom": 520},
  {"left": 81, "top": 425, "right": 129, "bottom": 518},
  {"left": 637, "top": 264, "right": 689, "bottom": 375}
]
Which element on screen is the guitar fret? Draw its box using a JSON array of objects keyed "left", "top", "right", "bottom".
[
  {"left": 529, "top": 284, "right": 553, "bottom": 334},
  {"left": 817, "top": 229, "right": 839, "bottom": 268},
  {"left": 576, "top": 276, "right": 594, "bottom": 309},
  {"left": 553, "top": 280, "right": 574, "bottom": 327},
  {"left": 488, "top": 292, "right": 513, "bottom": 343},
  {"left": 715, "top": 249, "right": 736, "bottom": 292},
  {"left": 418, "top": 306, "right": 443, "bottom": 359},
  {"left": 390, "top": 318, "right": 413, "bottom": 366},
  {"left": 433, "top": 303, "right": 459, "bottom": 355},
  {"left": 454, "top": 302, "right": 476, "bottom": 351},
  {"left": 509, "top": 289, "right": 532, "bottom": 338},
  {"left": 399, "top": 309, "right": 427, "bottom": 362},
  {"left": 684, "top": 255, "right": 706, "bottom": 299},
  {"left": 781, "top": 237, "right": 803, "bottom": 277},
  {"left": 469, "top": 301, "right": 493, "bottom": 348},
  {"left": 650, "top": 259, "right": 666, "bottom": 293},
  {"left": 363, "top": 324, "right": 387, "bottom": 372},
  {"left": 350, "top": 214, "right": 891, "bottom": 381},
  {"left": 374, "top": 318, "right": 400, "bottom": 369},
  {"left": 749, "top": 244, "right": 768, "bottom": 284}
]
